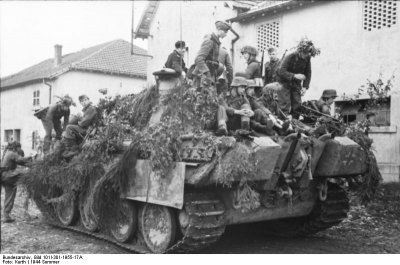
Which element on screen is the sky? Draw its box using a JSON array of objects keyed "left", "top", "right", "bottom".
[{"left": 0, "top": 0, "right": 148, "bottom": 77}]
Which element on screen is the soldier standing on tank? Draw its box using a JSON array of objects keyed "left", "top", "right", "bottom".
[
  {"left": 192, "top": 21, "right": 231, "bottom": 89},
  {"left": 264, "top": 47, "right": 280, "bottom": 85},
  {"left": 276, "top": 38, "right": 320, "bottom": 118},
  {"left": 40, "top": 95, "right": 74, "bottom": 154},
  {"left": 61, "top": 95, "right": 98, "bottom": 156},
  {"left": 216, "top": 46, "right": 234, "bottom": 94},
  {"left": 216, "top": 77, "right": 254, "bottom": 136},
  {"left": 164, "top": 40, "right": 188, "bottom": 78},
  {"left": 235, "top": 45, "right": 263, "bottom": 87},
  {"left": 1, "top": 141, "right": 32, "bottom": 223}
]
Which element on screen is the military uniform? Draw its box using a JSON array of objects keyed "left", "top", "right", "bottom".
[
  {"left": 64, "top": 103, "right": 98, "bottom": 142},
  {"left": 218, "top": 93, "right": 252, "bottom": 132},
  {"left": 193, "top": 33, "right": 221, "bottom": 87},
  {"left": 264, "top": 58, "right": 280, "bottom": 85},
  {"left": 235, "top": 58, "right": 262, "bottom": 80},
  {"left": 276, "top": 52, "right": 312, "bottom": 116},
  {"left": 1, "top": 148, "right": 30, "bottom": 222},
  {"left": 164, "top": 50, "right": 187, "bottom": 76},
  {"left": 42, "top": 102, "right": 70, "bottom": 153},
  {"left": 218, "top": 47, "right": 233, "bottom": 85}
]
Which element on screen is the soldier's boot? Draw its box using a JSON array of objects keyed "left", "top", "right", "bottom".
[
  {"left": 61, "top": 138, "right": 80, "bottom": 158},
  {"left": 2, "top": 212, "right": 15, "bottom": 223},
  {"left": 241, "top": 116, "right": 250, "bottom": 131},
  {"left": 216, "top": 121, "right": 228, "bottom": 136}
]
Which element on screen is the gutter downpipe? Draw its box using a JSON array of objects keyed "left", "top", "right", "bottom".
[
  {"left": 230, "top": 27, "right": 240, "bottom": 66},
  {"left": 43, "top": 79, "right": 52, "bottom": 105}
]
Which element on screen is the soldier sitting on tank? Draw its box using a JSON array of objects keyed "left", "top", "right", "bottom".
[
  {"left": 245, "top": 81, "right": 277, "bottom": 136},
  {"left": 61, "top": 95, "right": 99, "bottom": 157},
  {"left": 235, "top": 45, "right": 263, "bottom": 87},
  {"left": 216, "top": 77, "right": 254, "bottom": 136},
  {"left": 310, "top": 89, "right": 338, "bottom": 115}
]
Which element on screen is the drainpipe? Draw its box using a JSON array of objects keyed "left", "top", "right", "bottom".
[
  {"left": 230, "top": 27, "right": 240, "bottom": 66},
  {"left": 43, "top": 79, "right": 52, "bottom": 105}
]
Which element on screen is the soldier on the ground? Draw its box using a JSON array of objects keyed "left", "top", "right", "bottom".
[
  {"left": 62, "top": 95, "right": 98, "bottom": 155},
  {"left": 1, "top": 141, "right": 32, "bottom": 223},
  {"left": 37, "top": 95, "right": 74, "bottom": 154},
  {"left": 164, "top": 40, "right": 188, "bottom": 78},
  {"left": 235, "top": 45, "right": 263, "bottom": 87},
  {"left": 216, "top": 77, "right": 254, "bottom": 136},
  {"left": 192, "top": 21, "right": 231, "bottom": 88},
  {"left": 264, "top": 47, "right": 280, "bottom": 85},
  {"left": 276, "top": 38, "right": 320, "bottom": 118}
]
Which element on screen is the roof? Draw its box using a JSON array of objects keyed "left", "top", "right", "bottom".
[
  {"left": 227, "top": 0, "right": 319, "bottom": 23},
  {"left": 1, "top": 39, "right": 147, "bottom": 90},
  {"left": 134, "top": 1, "right": 160, "bottom": 39}
]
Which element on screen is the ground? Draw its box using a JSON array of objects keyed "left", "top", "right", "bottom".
[{"left": 1, "top": 184, "right": 399, "bottom": 254}]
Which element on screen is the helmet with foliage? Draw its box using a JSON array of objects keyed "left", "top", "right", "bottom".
[
  {"left": 296, "top": 37, "right": 320, "bottom": 57},
  {"left": 240, "top": 45, "right": 258, "bottom": 56},
  {"left": 231, "top": 76, "right": 248, "bottom": 87}
]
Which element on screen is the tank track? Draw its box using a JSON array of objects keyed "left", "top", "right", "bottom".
[
  {"left": 43, "top": 192, "right": 226, "bottom": 253},
  {"left": 263, "top": 182, "right": 350, "bottom": 237}
]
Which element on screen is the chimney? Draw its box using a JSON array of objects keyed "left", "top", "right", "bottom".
[{"left": 54, "top": 44, "right": 62, "bottom": 67}]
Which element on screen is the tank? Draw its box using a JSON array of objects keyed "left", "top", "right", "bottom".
[{"left": 29, "top": 72, "right": 367, "bottom": 254}]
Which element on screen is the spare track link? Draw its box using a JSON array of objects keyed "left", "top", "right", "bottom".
[
  {"left": 43, "top": 192, "right": 226, "bottom": 254},
  {"left": 267, "top": 182, "right": 350, "bottom": 237},
  {"left": 167, "top": 193, "right": 226, "bottom": 253}
]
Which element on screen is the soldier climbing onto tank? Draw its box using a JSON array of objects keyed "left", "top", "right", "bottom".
[
  {"left": 216, "top": 77, "right": 254, "bottom": 136},
  {"left": 164, "top": 40, "right": 188, "bottom": 78},
  {"left": 192, "top": 20, "right": 231, "bottom": 89},
  {"left": 235, "top": 45, "right": 263, "bottom": 87},
  {"left": 61, "top": 95, "right": 98, "bottom": 157},
  {"left": 1, "top": 141, "right": 33, "bottom": 223},
  {"left": 276, "top": 38, "right": 320, "bottom": 118},
  {"left": 34, "top": 95, "right": 75, "bottom": 154},
  {"left": 264, "top": 47, "right": 280, "bottom": 85}
]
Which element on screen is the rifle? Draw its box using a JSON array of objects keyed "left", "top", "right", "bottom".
[
  {"left": 300, "top": 104, "right": 341, "bottom": 123},
  {"left": 260, "top": 49, "right": 265, "bottom": 80}
]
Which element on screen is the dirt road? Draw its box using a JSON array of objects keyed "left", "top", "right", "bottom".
[{"left": 1, "top": 187, "right": 399, "bottom": 254}]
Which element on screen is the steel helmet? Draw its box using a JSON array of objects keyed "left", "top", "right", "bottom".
[
  {"left": 230, "top": 76, "right": 248, "bottom": 87},
  {"left": 240, "top": 45, "right": 258, "bottom": 56},
  {"left": 321, "top": 89, "right": 338, "bottom": 98}
]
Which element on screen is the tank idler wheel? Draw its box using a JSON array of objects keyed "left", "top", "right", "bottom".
[
  {"left": 139, "top": 204, "right": 177, "bottom": 253},
  {"left": 110, "top": 200, "right": 138, "bottom": 243},
  {"left": 55, "top": 196, "right": 79, "bottom": 226},
  {"left": 79, "top": 202, "right": 99, "bottom": 232}
]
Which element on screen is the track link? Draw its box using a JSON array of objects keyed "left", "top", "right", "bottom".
[{"left": 264, "top": 182, "right": 350, "bottom": 237}]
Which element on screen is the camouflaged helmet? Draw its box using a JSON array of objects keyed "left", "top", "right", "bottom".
[
  {"left": 240, "top": 45, "right": 258, "bottom": 56},
  {"left": 321, "top": 89, "right": 338, "bottom": 98},
  {"left": 296, "top": 37, "right": 321, "bottom": 57},
  {"left": 230, "top": 76, "right": 248, "bottom": 87}
]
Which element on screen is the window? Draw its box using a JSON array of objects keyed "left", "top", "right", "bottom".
[
  {"left": 256, "top": 20, "right": 280, "bottom": 52},
  {"left": 363, "top": 1, "right": 397, "bottom": 31},
  {"left": 4, "top": 129, "right": 21, "bottom": 143},
  {"left": 33, "top": 89, "right": 40, "bottom": 106}
]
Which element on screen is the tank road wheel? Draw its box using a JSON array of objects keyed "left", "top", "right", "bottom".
[
  {"left": 79, "top": 202, "right": 99, "bottom": 232},
  {"left": 139, "top": 204, "right": 177, "bottom": 253},
  {"left": 110, "top": 200, "right": 138, "bottom": 243},
  {"left": 56, "top": 196, "right": 79, "bottom": 226}
]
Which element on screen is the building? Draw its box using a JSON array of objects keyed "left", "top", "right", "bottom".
[
  {"left": 136, "top": 0, "right": 399, "bottom": 181},
  {"left": 0, "top": 39, "right": 147, "bottom": 156}
]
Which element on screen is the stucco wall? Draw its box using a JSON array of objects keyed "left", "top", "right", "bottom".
[
  {"left": 146, "top": 0, "right": 237, "bottom": 85},
  {"left": 0, "top": 72, "right": 146, "bottom": 157}
]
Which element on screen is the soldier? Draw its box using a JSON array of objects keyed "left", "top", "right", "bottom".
[
  {"left": 217, "top": 47, "right": 233, "bottom": 94},
  {"left": 216, "top": 77, "right": 254, "bottom": 136},
  {"left": 264, "top": 47, "right": 280, "bottom": 85},
  {"left": 311, "top": 89, "right": 338, "bottom": 115},
  {"left": 62, "top": 95, "right": 98, "bottom": 155},
  {"left": 164, "top": 40, "right": 188, "bottom": 77},
  {"left": 39, "top": 95, "right": 74, "bottom": 154},
  {"left": 192, "top": 20, "right": 231, "bottom": 88},
  {"left": 1, "top": 141, "right": 32, "bottom": 223},
  {"left": 235, "top": 45, "right": 263, "bottom": 86},
  {"left": 276, "top": 38, "right": 320, "bottom": 118}
]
